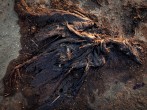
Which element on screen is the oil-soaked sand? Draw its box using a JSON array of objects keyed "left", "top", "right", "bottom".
[{"left": 0, "top": 0, "right": 147, "bottom": 110}]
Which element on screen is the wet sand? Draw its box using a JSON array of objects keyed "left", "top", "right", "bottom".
[
  {"left": 0, "top": 0, "right": 20, "bottom": 102},
  {"left": 0, "top": 0, "right": 20, "bottom": 80}
]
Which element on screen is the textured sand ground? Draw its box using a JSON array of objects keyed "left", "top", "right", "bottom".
[
  {"left": 0, "top": 0, "right": 20, "bottom": 80},
  {"left": 0, "top": 0, "right": 20, "bottom": 102},
  {"left": 0, "top": 0, "right": 147, "bottom": 109}
]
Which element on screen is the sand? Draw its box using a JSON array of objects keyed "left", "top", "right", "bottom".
[{"left": 0, "top": 0, "right": 20, "bottom": 80}]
